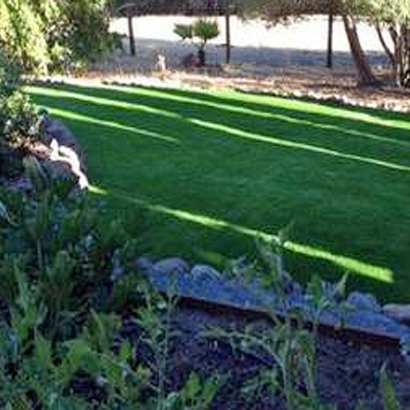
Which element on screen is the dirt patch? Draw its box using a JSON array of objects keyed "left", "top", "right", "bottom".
[
  {"left": 160, "top": 305, "right": 410, "bottom": 409},
  {"left": 55, "top": 61, "right": 410, "bottom": 114}
]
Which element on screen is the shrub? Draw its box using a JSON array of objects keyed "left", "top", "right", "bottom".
[
  {"left": 0, "top": 53, "right": 38, "bottom": 178},
  {"left": 0, "top": 164, "right": 219, "bottom": 408},
  {"left": 0, "top": 0, "right": 118, "bottom": 74}
]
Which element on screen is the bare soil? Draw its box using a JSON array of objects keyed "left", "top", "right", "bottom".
[{"left": 160, "top": 305, "right": 410, "bottom": 409}]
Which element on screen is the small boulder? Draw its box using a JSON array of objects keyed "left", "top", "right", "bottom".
[
  {"left": 384, "top": 304, "right": 410, "bottom": 326},
  {"left": 191, "top": 264, "right": 222, "bottom": 281},
  {"left": 135, "top": 257, "right": 154, "bottom": 272},
  {"left": 152, "top": 258, "right": 190, "bottom": 275},
  {"left": 347, "top": 291, "right": 382, "bottom": 313}
]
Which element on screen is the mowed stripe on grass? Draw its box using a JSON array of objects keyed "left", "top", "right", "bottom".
[{"left": 28, "top": 83, "right": 410, "bottom": 302}]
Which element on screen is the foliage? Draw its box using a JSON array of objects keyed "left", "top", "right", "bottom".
[
  {"left": 208, "top": 312, "right": 329, "bottom": 409},
  {"left": 0, "top": 53, "right": 39, "bottom": 178},
  {"left": 0, "top": 162, "right": 219, "bottom": 409},
  {"left": 380, "top": 364, "right": 401, "bottom": 410},
  {"left": 0, "top": 0, "right": 50, "bottom": 74},
  {"left": 238, "top": 0, "right": 319, "bottom": 26},
  {"left": 0, "top": 0, "right": 118, "bottom": 74},
  {"left": 174, "top": 19, "right": 220, "bottom": 66}
]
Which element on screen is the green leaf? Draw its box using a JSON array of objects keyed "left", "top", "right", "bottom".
[
  {"left": 174, "top": 23, "right": 194, "bottom": 40},
  {"left": 119, "top": 340, "right": 133, "bottom": 363},
  {"left": 185, "top": 372, "right": 200, "bottom": 400},
  {"left": 34, "top": 332, "right": 53, "bottom": 371},
  {"left": 354, "top": 401, "right": 367, "bottom": 410},
  {"left": 307, "top": 274, "right": 323, "bottom": 304},
  {"left": 332, "top": 272, "right": 349, "bottom": 299},
  {"left": 23, "top": 155, "right": 48, "bottom": 193},
  {"left": 380, "top": 364, "right": 401, "bottom": 410},
  {"left": 0, "top": 199, "right": 16, "bottom": 226},
  {"left": 200, "top": 376, "right": 219, "bottom": 408}
]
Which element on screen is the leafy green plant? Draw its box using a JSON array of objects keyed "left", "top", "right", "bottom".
[
  {"left": 0, "top": 161, "right": 219, "bottom": 409},
  {"left": 208, "top": 310, "right": 330, "bottom": 410},
  {"left": 0, "top": 53, "right": 39, "bottom": 178},
  {"left": 174, "top": 19, "right": 220, "bottom": 66},
  {"left": 0, "top": 0, "right": 118, "bottom": 74},
  {"left": 306, "top": 272, "right": 349, "bottom": 335},
  {"left": 380, "top": 364, "right": 401, "bottom": 410}
]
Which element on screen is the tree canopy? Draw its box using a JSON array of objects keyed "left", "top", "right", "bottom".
[{"left": 0, "top": 0, "right": 117, "bottom": 75}]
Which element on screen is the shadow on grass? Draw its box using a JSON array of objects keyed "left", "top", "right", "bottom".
[{"left": 27, "top": 82, "right": 410, "bottom": 302}]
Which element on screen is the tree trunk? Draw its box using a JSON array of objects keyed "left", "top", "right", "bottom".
[
  {"left": 198, "top": 49, "right": 206, "bottom": 66},
  {"left": 342, "top": 13, "right": 378, "bottom": 86},
  {"left": 391, "top": 25, "right": 410, "bottom": 87},
  {"left": 375, "top": 23, "right": 396, "bottom": 69},
  {"left": 401, "top": 26, "right": 410, "bottom": 87}
]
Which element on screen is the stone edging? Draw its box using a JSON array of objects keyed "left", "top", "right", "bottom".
[{"left": 137, "top": 257, "right": 410, "bottom": 360}]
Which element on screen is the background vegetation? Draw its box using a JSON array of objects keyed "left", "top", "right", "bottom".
[{"left": 0, "top": 0, "right": 118, "bottom": 74}]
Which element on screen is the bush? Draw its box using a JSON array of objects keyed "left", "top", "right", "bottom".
[
  {"left": 0, "top": 164, "right": 219, "bottom": 408},
  {"left": 0, "top": 53, "right": 38, "bottom": 177},
  {"left": 0, "top": 0, "right": 118, "bottom": 74}
]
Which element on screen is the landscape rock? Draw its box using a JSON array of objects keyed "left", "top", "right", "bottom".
[
  {"left": 346, "top": 310, "right": 410, "bottom": 339},
  {"left": 143, "top": 255, "right": 410, "bottom": 343},
  {"left": 41, "top": 157, "right": 75, "bottom": 183},
  {"left": 47, "top": 139, "right": 89, "bottom": 189},
  {"left": 135, "top": 257, "right": 154, "bottom": 272},
  {"left": 39, "top": 112, "right": 83, "bottom": 159},
  {"left": 384, "top": 304, "right": 410, "bottom": 326},
  {"left": 347, "top": 291, "right": 382, "bottom": 313},
  {"left": 152, "top": 257, "right": 190, "bottom": 275},
  {"left": 191, "top": 264, "right": 222, "bottom": 281}
]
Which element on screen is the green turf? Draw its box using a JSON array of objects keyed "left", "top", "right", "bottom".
[{"left": 27, "top": 83, "right": 410, "bottom": 302}]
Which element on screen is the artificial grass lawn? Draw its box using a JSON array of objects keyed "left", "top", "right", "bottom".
[{"left": 27, "top": 83, "right": 410, "bottom": 302}]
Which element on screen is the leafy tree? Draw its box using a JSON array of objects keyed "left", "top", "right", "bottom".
[
  {"left": 0, "top": 0, "right": 49, "bottom": 74},
  {"left": 0, "top": 0, "right": 117, "bottom": 74},
  {"left": 174, "top": 18, "right": 220, "bottom": 66}
]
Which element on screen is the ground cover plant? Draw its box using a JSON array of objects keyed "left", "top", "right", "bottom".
[{"left": 27, "top": 83, "right": 410, "bottom": 303}]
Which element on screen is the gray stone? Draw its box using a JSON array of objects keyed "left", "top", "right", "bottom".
[
  {"left": 347, "top": 291, "right": 382, "bottom": 313},
  {"left": 346, "top": 310, "right": 410, "bottom": 339},
  {"left": 135, "top": 257, "right": 154, "bottom": 272},
  {"left": 191, "top": 264, "right": 222, "bottom": 281},
  {"left": 39, "top": 114, "right": 87, "bottom": 172},
  {"left": 152, "top": 257, "right": 190, "bottom": 275},
  {"left": 383, "top": 304, "right": 410, "bottom": 326},
  {"left": 40, "top": 114, "right": 80, "bottom": 152},
  {"left": 41, "top": 157, "right": 74, "bottom": 182}
]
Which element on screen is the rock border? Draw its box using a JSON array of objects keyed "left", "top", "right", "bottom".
[{"left": 137, "top": 257, "right": 410, "bottom": 360}]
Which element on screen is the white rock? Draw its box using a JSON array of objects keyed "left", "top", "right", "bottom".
[
  {"left": 153, "top": 257, "right": 190, "bottom": 275},
  {"left": 191, "top": 264, "right": 222, "bottom": 281},
  {"left": 347, "top": 291, "right": 381, "bottom": 313},
  {"left": 384, "top": 304, "right": 410, "bottom": 325}
]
